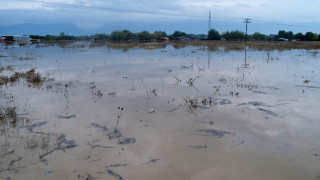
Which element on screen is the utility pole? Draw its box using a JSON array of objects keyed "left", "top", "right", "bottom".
[
  {"left": 243, "top": 18, "right": 252, "bottom": 42},
  {"left": 208, "top": 10, "right": 212, "bottom": 32}
]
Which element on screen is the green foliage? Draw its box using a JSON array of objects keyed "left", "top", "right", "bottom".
[
  {"left": 294, "top": 32, "right": 305, "bottom": 40},
  {"left": 222, "top": 30, "right": 245, "bottom": 40},
  {"left": 152, "top": 31, "right": 167, "bottom": 40},
  {"left": 207, "top": 29, "right": 221, "bottom": 40},
  {"left": 277, "top": 30, "right": 286, "bottom": 38},
  {"left": 313, "top": 34, "right": 319, "bottom": 41},
  {"left": 275, "top": 30, "right": 294, "bottom": 40},
  {"left": 109, "top": 30, "right": 134, "bottom": 41},
  {"left": 30, "top": 33, "right": 76, "bottom": 40},
  {"left": 305, "top": 32, "right": 316, "bottom": 41},
  {"left": 170, "top": 31, "right": 187, "bottom": 39},
  {"left": 136, "top": 31, "right": 152, "bottom": 40},
  {"left": 93, "top": 33, "right": 109, "bottom": 40},
  {"left": 285, "top": 31, "right": 294, "bottom": 40},
  {"left": 26, "top": 29, "right": 320, "bottom": 42},
  {"left": 252, "top": 32, "right": 266, "bottom": 40}
]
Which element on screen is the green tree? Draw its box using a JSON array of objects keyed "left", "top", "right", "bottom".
[
  {"left": 123, "top": 30, "right": 134, "bottom": 40},
  {"left": 294, "top": 32, "right": 305, "bottom": 41},
  {"left": 136, "top": 31, "right": 152, "bottom": 40},
  {"left": 93, "top": 33, "right": 109, "bottom": 40},
  {"left": 110, "top": 30, "right": 134, "bottom": 40},
  {"left": 285, "top": 31, "right": 294, "bottom": 40},
  {"left": 305, "top": 32, "right": 315, "bottom": 41},
  {"left": 277, "top": 30, "right": 286, "bottom": 38},
  {"left": 152, "top": 31, "right": 167, "bottom": 40},
  {"left": 170, "top": 31, "right": 187, "bottom": 39},
  {"left": 110, "top": 31, "right": 125, "bottom": 40},
  {"left": 314, "top": 33, "right": 319, "bottom": 41},
  {"left": 222, "top": 30, "right": 245, "bottom": 40},
  {"left": 208, "top": 29, "right": 221, "bottom": 40},
  {"left": 252, "top": 32, "right": 266, "bottom": 40}
]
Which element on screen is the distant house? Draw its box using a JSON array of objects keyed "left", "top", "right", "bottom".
[
  {"left": 0, "top": 37, "right": 6, "bottom": 42},
  {"left": 177, "top": 36, "right": 192, "bottom": 41},
  {"left": 159, "top": 36, "right": 169, "bottom": 41},
  {"left": 2, "top": 35, "right": 32, "bottom": 41},
  {"left": 276, "top": 38, "right": 288, "bottom": 41}
]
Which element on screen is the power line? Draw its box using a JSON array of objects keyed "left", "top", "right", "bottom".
[
  {"left": 14, "top": 0, "right": 320, "bottom": 30},
  {"left": 17, "top": 0, "right": 244, "bottom": 20},
  {"left": 18, "top": 0, "right": 203, "bottom": 18},
  {"left": 254, "top": 19, "right": 320, "bottom": 29}
]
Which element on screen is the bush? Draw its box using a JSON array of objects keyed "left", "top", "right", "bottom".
[
  {"left": 208, "top": 29, "right": 221, "bottom": 40},
  {"left": 222, "top": 30, "right": 245, "bottom": 40}
]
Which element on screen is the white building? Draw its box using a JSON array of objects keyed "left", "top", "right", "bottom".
[{"left": 13, "top": 35, "right": 32, "bottom": 41}]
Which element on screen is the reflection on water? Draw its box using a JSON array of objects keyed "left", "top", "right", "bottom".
[
  {"left": 243, "top": 46, "right": 249, "bottom": 68},
  {"left": 1, "top": 42, "right": 320, "bottom": 180}
]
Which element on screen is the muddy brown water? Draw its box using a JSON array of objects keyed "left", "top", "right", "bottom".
[{"left": 0, "top": 42, "right": 320, "bottom": 180}]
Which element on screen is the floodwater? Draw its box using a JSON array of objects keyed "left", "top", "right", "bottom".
[{"left": 0, "top": 42, "right": 320, "bottom": 180}]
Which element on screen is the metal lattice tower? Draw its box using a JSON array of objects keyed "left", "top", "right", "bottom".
[{"left": 208, "top": 11, "right": 212, "bottom": 32}]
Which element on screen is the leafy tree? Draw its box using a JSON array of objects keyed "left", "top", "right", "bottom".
[
  {"left": 305, "top": 32, "right": 315, "bottom": 41},
  {"left": 123, "top": 30, "right": 134, "bottom": 40},
  {"left": 110, "top": 30, "right": 134, "bottom": 40},
  {"left": 277, "top": 30, "right": 286, "bottom": 38},
  {"left": 314, "top": 33, "right": 319, "bottom": 41},
  {"left": 285, "top": 31, "right": 294, "bottom": 40},
  {"left": 208, "top": 29, "right": 221, "bottom": 40},
  {"left": 136, "top": 31, "right": 152, "bottom": 40},
  {"left": 222, "top": 30, "right": 245, "bottom": 40},
  {"left": 252, "top": 32, "right": 266, "bottom": 40},
  {"left": 152, "top": 31, "right": 167, "bottom": 40},
  {"left": 294, "top": 32, "right": 305, "bottom": 41},
  {"left": 170, "top": 31, "right": 187, "bottom": 39},
  {"left": 93, "top": 33, "right": 109, "bottom": 40}
]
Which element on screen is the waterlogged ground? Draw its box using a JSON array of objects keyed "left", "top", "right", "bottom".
[{"left": 1, "top": 41, "right": 320, "bottom": 180}]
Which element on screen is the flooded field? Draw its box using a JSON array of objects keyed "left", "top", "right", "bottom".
[{"left": 1, "top": 41, "right": 320, "bottom": 180}]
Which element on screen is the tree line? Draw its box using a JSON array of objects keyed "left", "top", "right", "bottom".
[
  {"left": 30, "top": 29, "right": 320, "bottom": 41},
  {"left": 208, "top": 29, "right": 320, "bottom": 41}
]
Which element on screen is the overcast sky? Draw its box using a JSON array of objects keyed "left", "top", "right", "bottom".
[{"left": 0, "top": 0, "right": 319, "bottom": 34}]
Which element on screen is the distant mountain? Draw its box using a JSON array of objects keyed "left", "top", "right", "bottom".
[{"left": 0, "top": 23, "right": 87, "bottom": 36}]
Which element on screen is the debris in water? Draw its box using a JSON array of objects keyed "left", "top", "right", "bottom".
[
  {"left": 39, "top": 134, "right": 77, "bottom": 162},
  {"left": 258, "top": 108, "right": 278, "bottom": 117},
  {"left": 106, "top": 169, "right": 124, "bottom": 180},
  {"left": 197, "top": 129, "right": 235, "bottom": 138},
  {"left": 148, "top": 109, "right": 155, "bottom": 113},
  {"left": 217, "top": 99, "right": 231, "bottom": 105},
  {"left": 118, "top": 138, "right": 136, "bottom": 145},
  {"left": 55, "top": 114, "right": 76, "bottom": 119},
  {"left": 105, "top": 164, "right": 128, "bottom": 168},
  {"left": 9, "top": 157, "right": 23, "bottom": 166},
  {"left": 187, "top": 145, "right": 207, "bottom": 149},
  {"left": 108, "top": 130, "right": 122, "bottom": 140},
  {"left": 91, "top": 123, "right": 108, "bottom": 131},
  {"left": 44, "top": 170, "right": 52, "bottom": 175},
  {"left": 108, "top": 92, "right": 117, "bottom": 97},
  {"left": 142, "top": 157, "right": 159, "bottom": 165}
]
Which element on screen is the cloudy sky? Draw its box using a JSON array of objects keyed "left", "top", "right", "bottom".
[{"left": 0, "top": 0, "right": 319, "bottom": 34}]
